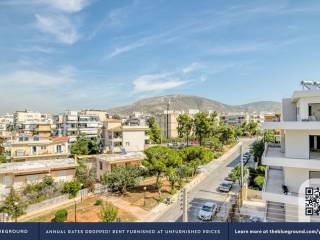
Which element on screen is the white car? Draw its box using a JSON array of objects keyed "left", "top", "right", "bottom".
[{"left": 198, "top": 202, "right": 217, "bottom": 221}]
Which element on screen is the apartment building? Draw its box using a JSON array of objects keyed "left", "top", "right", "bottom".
[
  {"left": 155, "top": 112, "right": 180, "bottom": 139},
  {"left": 220, "top": 112, "right": 250, "bottom": 127},
  {"left": 96, "top": 152, "right": 145, "bottom": 179},
  {"left": 262, "top": 82, "right": 320, "bottom": 222},
  {"left": 80, "top": 109, "right": 108, "bottom": 122},
  {"left": 54, "top": 111, "right": 102, "bottom": 143},
  {"left": 263, "top": 113, "right": 281, "bottom": 122},
  {"left": 5, "top": 135, "right": 69, "bottom": 162},
  {"left": 0, "top": 158, "right": 76, "bottom": 200},
  {"left": 102, "top": 119, "right": 148, "bottom": 153}
]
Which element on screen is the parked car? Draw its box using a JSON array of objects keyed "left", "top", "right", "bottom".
[
  {"left": 219, "top": 181, "right": 233, "bottom": 192},
  {"left": 198, "top": 202, "right": 217, "bottom": 221}
]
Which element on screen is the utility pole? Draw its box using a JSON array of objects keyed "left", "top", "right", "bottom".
[
  {"left": 166, "top": 100, "right": 170, "bottom": 140},
  {"left": 182, "top": 188, "right": 188, "bottom": 222},
  {"left": 239, "top": 143, "right": 244, "bottom": 207}
]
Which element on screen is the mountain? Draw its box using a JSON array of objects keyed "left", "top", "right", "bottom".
[{"left": 107, "top": 94, "right": 281, "bottom": 116}]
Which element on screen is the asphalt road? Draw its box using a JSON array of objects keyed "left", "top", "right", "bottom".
[{"left": 156, "top": 138, "right": 254, "bottom": 222}]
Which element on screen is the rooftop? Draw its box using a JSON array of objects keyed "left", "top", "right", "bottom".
[
  {"left": 0, "top": 158, "right": 76, "bottom": 174},
  {"left": 96, "top": 152, "right": 145, "bottom": 162}
]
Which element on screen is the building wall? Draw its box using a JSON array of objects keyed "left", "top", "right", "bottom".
[
  {"left": 0, "top": 169, "right": 75, "bottom": 191},
  {"left": 285, "top": 129, "right": 320, "bottom": 159},
  {"left": 296, "top": 96, "right": 320, "bottom": 121},
  {"left": 282, "top": 98, "right": 297, "bottom": 121},
  {"left": 283, "top": 167, "right": 309, "bottom": 193},
  {"left": 122, "top": 130, "right": 145, "bottom": 152}
]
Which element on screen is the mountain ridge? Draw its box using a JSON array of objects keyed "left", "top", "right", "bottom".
[{"left": 107, "top": 94, "right": 281, "bottom": 115}]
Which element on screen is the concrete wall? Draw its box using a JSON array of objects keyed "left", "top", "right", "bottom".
[
  {"left": 283, "top": 167, "right": 309, "bottom": 194},
  {"left": 282, "top": 98, "right": 297, "bottom": 121},
  {"left": 296, "top": 96, "right": 320, "bottom": 121},
  {"left": 285, "top": 129, "right": 320, "bottom": 159},
  {"left": 122, "top": 130, "right": 145, "bottom": 152}
]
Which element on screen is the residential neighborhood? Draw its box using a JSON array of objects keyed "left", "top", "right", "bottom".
[{"left": 1, "top": 0, "right": 320, "bottom": 227}]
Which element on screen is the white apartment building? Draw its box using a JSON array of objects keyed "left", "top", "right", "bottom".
[
  {"left": 102, "top": 119, "right": 148, "bottom": 153},
  {"left": 262, "top": 82, "right": 320, "bottom": 222},
  {"left": 220, "top": 112, "right": 249, "bottom": 127},
  {"left": 54, "top": 111, "right": 102, "bottom": 142}
]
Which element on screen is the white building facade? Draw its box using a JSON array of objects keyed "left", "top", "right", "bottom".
[{"left": 262, "top": 86, "right": 320, "bottom": 222}]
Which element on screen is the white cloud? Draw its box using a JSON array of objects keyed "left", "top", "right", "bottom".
[
  {"left": 35, "top": 14, "right": 79, "bottom": 44},
  {"left": 108, "top": 40, "right": 147, "bottom": 59},
  {"left": 182, "top": 62, "right": 202, "bottom": 74},
  {"left": 35, "top": 0, "right": 90, "bottom": 13},
  {"left": 16, "top": 46, "right": 53, "bottom": 54},
  {"left": 132, "top": 73, "right": 188, "bottom": 93}
]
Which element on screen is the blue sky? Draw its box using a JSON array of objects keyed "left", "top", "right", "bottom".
[{"left": 1, "top": 0, "right": 320, "bottom": 114}]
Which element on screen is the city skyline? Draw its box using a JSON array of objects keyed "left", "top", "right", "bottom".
[{"left": 1, "top": 0, "right": 320, "bottom": 113}]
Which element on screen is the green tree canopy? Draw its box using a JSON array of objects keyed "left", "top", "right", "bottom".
[
  {"left": 71, "top": 134, "right": 89, "bottom": 155},
  {"left": 193, "top": 112, "right": 212, "bottom": 146},
  {"left": 179, "top": 146, "right": 213, "bottom": 175},
  {"left": 2, "top": 188, "right": 26, "bottom": 222},
  {"left": 75, "top": 160, "right": 96, "bottom": 192},
  {"left": 144, "top": 146, "right": 182, "bottom": 189},
  {"left": 101, "top": 165, "right": 142, "bottom": 194},
  {"left": 62, "top": 180, "right": 81, "bottom": 198},
  {"left": 146, "top": 117, "right": 162, "bottom": 144},
  {"left": 177, "top": 113, "right": 193, "bottom": 145},
  {"left": 250, "top": 139, "right": 265, "bottom": 165}
]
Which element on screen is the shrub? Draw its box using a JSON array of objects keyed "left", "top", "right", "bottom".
[
  {"left": 100, "top": 203, "right": 118, "bottom": 222},
  {"left": 61, "top": 180, "right": 81, "bottom": 198},
  {"left": 254, "top": 176, "right": 265, "bottom": 190},
  {"left": 169, "top": 188, "right": 177, "bottom": 195},
  {"left": 155, "top": 195, "right": 165, "bottom": 203},
  {"left": 95, "top": 199, "right": 103, "bottom": 206},
  {"left": 53, "top": 209, "right": 68, "bottom": 222}
]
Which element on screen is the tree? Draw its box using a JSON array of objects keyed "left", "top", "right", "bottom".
[
  {"left": 254, "top": 176, "right": 265, "bottom": 190},
  {"left": 166, "top": 167, "right": 178, "bottom": 192},
  {"left": 100, "top": 202, "right": 118, "bottom": 222},
  {"left": 53, "top": 209, "right": 68, "bottom": 222},
  {"left": 144, "top": 146, "right": 182, "bottom": 190},
  {"left": 250, "top": 140, "right": 265, "bottom": 165},
  {"left": 218, "top": 124, "right": 236, "bottom": 145},
  {"left": 179, "top": 146, "right": 213, "bottom": 175},
  {"left": 193, "top": 112, "right": 212, "bottom": 146},
  {"left": 176, "top": 165, "right": 193, "bottom": 186},
  {"left": 0, "top": 153, "right": 7, "bottom": 164},
  {"left": 101, "top": 165, "right": 141, "bottom": 194},
  {"left": 247, "top": 121, "right": 259, "bottom": 136},
  {"left": 263, "top": 130, "right": 276, "bottom": 143},
  {"left": 88, "top": 138, "right": 100, "bottom": 154},
  {"left": 228, "top": 166, "right": 249, "bottom": 183},
  {"left": 62, "top": 180, "right": 81, "bottom": 198},
  {"left": 177, "top": 113, "right": 193, "bottom": 146},
  {"left": 205, "top": 136, "right": 223, "bottom": 152},
  {"left": 146, "top": 117, "right": 162, "bottom": 144},
  {"left": 71, "top": 134, "right": 89, "bottom": 155},
  {"left": 112, "top": 114, "right": 121, "bottom": 120},
  {"left": 75, "top": 160, "right": 96, "bottom": 192},
  {"left": 2, "top": 188, "right": 26, "bottom": 222}
]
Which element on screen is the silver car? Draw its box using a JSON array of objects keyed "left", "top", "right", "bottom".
[
  {"left": 219, "top": 181, "right": 233, "bottom": 192},
  {"left": 198, "top": 202, "right": 217, "bottom": 221}
]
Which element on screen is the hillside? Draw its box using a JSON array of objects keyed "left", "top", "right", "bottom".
[{"left": 107, "top": 94, "right": 281, "bottom": 115}]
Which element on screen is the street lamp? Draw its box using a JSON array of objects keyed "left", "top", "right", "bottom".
[
  {"left": 80, "top": 184, "right": 83, "bottom": 203},
  {"left": 14, "top": 201, "right": 18, "bottom": 222},
  {"left": 143, "top": 186, "right": 147, "bottom": 207},
  {"left": 74, "top": 199, "right": 77, "bottom": 222}
]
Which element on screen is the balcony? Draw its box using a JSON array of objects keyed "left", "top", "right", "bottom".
[
  {"left": 263, "top": 144, "right": 320, "bottom": 170},
  {"left": 262, "top": 121, "right": 320, "bottom": 130},
  {"left": 262, "top": 167, "right": 302, "bottom": 205}
]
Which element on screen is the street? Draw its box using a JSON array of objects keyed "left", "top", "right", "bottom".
[{"left": 156, "top": 138, "right": 253, "bottom": 222}]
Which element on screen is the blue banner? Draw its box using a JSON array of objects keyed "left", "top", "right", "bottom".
[{"left": 1, "top": 223, "right": 320, "bottom": 240}]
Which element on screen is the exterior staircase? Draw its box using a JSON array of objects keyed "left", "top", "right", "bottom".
[{"left": 266, "top": 201, "right": 285, "bottom": 222}]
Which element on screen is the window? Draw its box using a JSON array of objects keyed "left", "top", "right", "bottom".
[
  {"left": 125, "top": 142, "right": 130, "bottom": 147},
  {"left": 309, "top": 171, "right": 320, "bottom": 186},
  {"left": 41, "top": 146, "right": 46, "bottom": 150},
  {"left": 32, "top": 146, "right": 37, "bottom": 155},
  {"left": 3, "top": 176, "right": 12, "bottom": 188},
  {"left": 16, "top": 149, "right": 24, "bottom": 156},
  {"left": 56, "top": 145, "right": 62, "bottom": 153}
]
